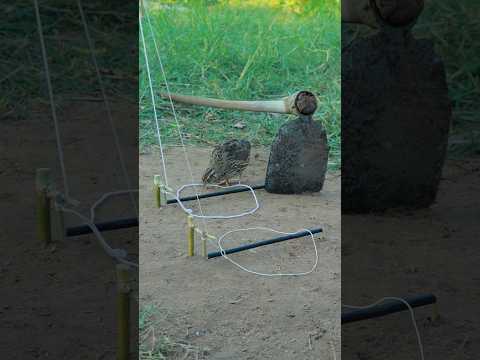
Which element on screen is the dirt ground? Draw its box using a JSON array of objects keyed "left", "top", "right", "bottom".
[
  {"left": 139, "top": 147, "right": 341, "bottom": 359},
  {"left": 0, "top": 101, "right": 139, "bottom": 359},
  {"left": 342, "top": 158, "right": 480, "bottom": 359}
]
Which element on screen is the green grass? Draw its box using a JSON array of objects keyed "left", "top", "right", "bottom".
[
  {"left": 139, "top": 1, "right": 341, "bottom": 167},
  {"left": 414, "top": 0, "right": 480, "bottom": 156},
  {"left": 1, "top": 1, "right": 136, "bottom": 120},
  {"left": 139, "top": 304, "right": 201, "bottom": 360},
  {"left": 139, "top": 305, "right": 173, "bottom": 359}
]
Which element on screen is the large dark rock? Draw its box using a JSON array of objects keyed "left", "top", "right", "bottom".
[
  {"left": 265, "top": 116, "right": 329, "bottom": 194},
  {"left": 342, "top": 31, "right": 451, "bottom": 213}
]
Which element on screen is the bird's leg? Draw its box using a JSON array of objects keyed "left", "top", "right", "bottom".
[{"left": 217, "top": 179, "right": 228, "bottom": 186}]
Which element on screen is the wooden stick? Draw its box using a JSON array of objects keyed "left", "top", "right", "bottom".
[
  {"left": 48, "top": 180, "right": 65, "bottom": 243},
  {"left": 153, "top": 175, "right": 162, "bottom": 208},
  {"left": 139, "top": 0, "right": 144, "bottom": 20},
  {"left": 187, "top": 215, "right": 195, "bottom": 257},
  {"left": 161, "top": 90, "right": 317, "bottom": 116},
  {"left": 51, "top": 199, "right": 65, "bottom": 242},
  {"left": 36, "top": 168, "right": 52, "bottom": 246},
  {"left": 201, "top": 234, "right": 207, "bottom": 259},
  {"left": 116, "top": 264, "right": 130, "bottom": 360},
  {"left": 432, "top": 303, "right": 440, "bottom": 321}
]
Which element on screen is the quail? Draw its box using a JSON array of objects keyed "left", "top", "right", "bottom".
[{"left": 202, "top": 139, "right": 251, "bottom": 185}]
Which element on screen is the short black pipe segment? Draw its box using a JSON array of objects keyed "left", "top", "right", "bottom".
[
  {"left": 66, "top": 217, "right": 139, "bottom": 237},
  {"left": 167, "top": 184, "right": 265, "bottom": 204},
  {"left": 341, "top": 293, "right": 437, "bottom": 324},
  {"left": 208, "top": 227, "right": 323, "bottom": 259}
]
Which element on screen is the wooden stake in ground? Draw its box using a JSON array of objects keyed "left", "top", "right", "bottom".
[
  {"left": 153, "top": 175, "right": 166, "bottom": 208},
  {"left": 36, "top": 168, "right": 52, "bottom": 246},
  {"left": 51, "top": 196, "right": 65, "bottom": 243},
  {"left": 187, "top": 215, "right": 195, "bottom": 256},
  {"left": 116, "top": 264, "right": 130, "bottom": 360}
]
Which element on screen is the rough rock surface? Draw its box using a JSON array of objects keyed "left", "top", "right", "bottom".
[
  {"left": 265, "top": 116, "right": 329, "bottom": 194},
  {"left": 342, "top": 31, "right": 451, "bottom": 213}
]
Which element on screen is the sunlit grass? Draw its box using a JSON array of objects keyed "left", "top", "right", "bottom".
[{"left": 139, "top": 1, "right": 341, "bottom": 167}]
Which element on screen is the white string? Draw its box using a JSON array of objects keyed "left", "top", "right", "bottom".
[
  {"left": 90, "top": 189, "right": 139, "bottom": 221},
  {"left": 142, "top": 0, "right": 210, "bottom": 235},
  {"left": 139, "top": 14, "right": 170, "bottom": 189},
  {"left": 33, "top": 0, "right": 70, "bottom": 200},
  {"left": 142, "top": 2, "right": 319, "bottom": 278},
  {"left": 50, "top": 189, "right": 139, "bottom": 268},
  {"left": 176, "top": 183, "right": 259, "bottom": 219},
  {"left": 217, "top": 228, "right": 319, "bottom": 277},
  {"left": 35, "top": 1, "right": 138, "bottom": 268},
  {"left": 76, "top": 0, "right": 138, "bottom": 214},
  {"left": 343, "top": 297, "right": 425, "bottom": 360},
  {"left": 59, "top": 202, "right": 138, "bottom": 268}
]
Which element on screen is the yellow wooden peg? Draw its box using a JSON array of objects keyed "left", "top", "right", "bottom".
[
  {"left": 50, "top": 190, "right": 65, "bottom": 243},
  {"left": 153, "top": 175, "right": 162, "bottom": 208},
  {"left": 201, "top": 232, "right": 207, "bottom": 258},
  {"left": 116, "top": 264, "right": 130, "bottom": 360},
  {"left": 153, "top": 175, "right": 168, "bottom": 207},
  {"left": 187, "top": 215, "right": 195, "bottom": 256},
  {"left": 36, "top": 168, "right": 52, "bottom": 246},
  {"left": 432, "top": 303, "right": 440, "bottom": 322}
]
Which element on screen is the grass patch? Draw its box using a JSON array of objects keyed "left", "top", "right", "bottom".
[
  {"left": 139, "top": 1, "right": 341, "bottom": 167},
  {"left": 414, "top": 0, "right": 480, "bottom": 156},
  {"left": 139, "top": 304, "right": 202, "bottom": 360},
  {"left": 139, "top": 305, "right": 173, "bottom": 359},
  {"left": 1, "top": 1, "right": 136, "bottom": 120}
]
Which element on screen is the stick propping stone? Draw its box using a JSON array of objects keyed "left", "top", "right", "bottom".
[{"left": 161, "top": 90, "right": 317, "bottom": 116}]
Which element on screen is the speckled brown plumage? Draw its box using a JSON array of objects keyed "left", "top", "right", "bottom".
[{"left": 202, "top": 139, "right": 251, "bottom": 185}]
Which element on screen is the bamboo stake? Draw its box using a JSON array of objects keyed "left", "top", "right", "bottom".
[
  {"left": 201, "top": 233, "right": 207, "bottom": 259},
  {"left": 161, "top": 90, "right": 317, "bottom": 116},
  {"left": 36, "top": 168, "right": 52, "bottom": 246},
  {"left": 51, "top": 199, "right": 65, "bottom": 243},
  {"left": 116, "top": 264, "right": 130, "bottom": 360},
  {"left": 49, "top": 181, "right": 65, "bottom": 243},
  {"left": 187, "top": 215, "right": 195, "bottom": 257},
  {"left": 432, "top": 303, "right": 440, "bottom": 322},
  {"left": 153, "top": 175, "right": 162, "bottom": 208}
]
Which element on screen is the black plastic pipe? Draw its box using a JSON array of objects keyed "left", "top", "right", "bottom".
[
  {"left": 341, "top": 293, "right": 437, "bottom": 324},
  {"left": 66, "top": 184, "right": 264, "bottom": 236},
  {"left": 66, "top": 217, "right": 139, "bottom": 237},
  {"left": 208, "top": 227, "right": 323, "bottom": 259},
  {"left": 167, "top": 184, "right": 265, "bottom": 204}
]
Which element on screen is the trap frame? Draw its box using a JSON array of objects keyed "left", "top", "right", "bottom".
[{"left": 342, "top": 293, "right": 438, "bottom": 324}]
